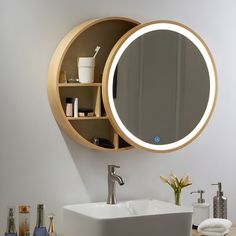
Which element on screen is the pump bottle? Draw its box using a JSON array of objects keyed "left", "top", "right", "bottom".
[
  {"left": 212, "top": 182, "right": 227, "bottom": 218},
  {"left": 190, "top": 190, "right": 210, "bottom": 229}
]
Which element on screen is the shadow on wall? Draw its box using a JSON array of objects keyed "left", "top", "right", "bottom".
[{"left": 59, "top": 128, "right": 178, "bottom": 203}]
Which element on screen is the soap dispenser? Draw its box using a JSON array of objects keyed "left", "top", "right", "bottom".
[
  {"left": 212, "top": 182, "right": 227, "bottom": 218},
  {"left": 190, "top": 190, "right": 210, "bottom": 229}
]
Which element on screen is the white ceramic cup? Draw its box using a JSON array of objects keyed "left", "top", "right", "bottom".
[{"left": 78, "top": 57, "right": 95, "bottom": 83}]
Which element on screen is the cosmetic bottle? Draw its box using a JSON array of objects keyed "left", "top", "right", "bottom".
[
  {"left": 19, "top": 205, "right": 30, "bottom": 236},
  {"left": 190, "top": 190, "right": 210, "bottom": 229},
  {"left": 5, "top": 207, "right": 18, "bottom": 236},
  {"left": 48, "top": 214, "right": 56, "bottom": 236},
  {"left": 33, "top": 204, "right": 48, "bottom": 236},
  {"left": 73, "top": 98, "right": 78, "bottom": 118},
  {"left": 65, "top": 98, "right": 73, "bottom": 117},
  {"left": 59, "top": 71, "right": 67, "bottom": 83},
  {"left": 212, "top": 182, "right": 227, "bottom": 218}
]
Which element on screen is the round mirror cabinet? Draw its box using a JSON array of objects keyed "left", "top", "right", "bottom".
[{"left": 48, "top": 18, "right": 217, "bottom": 152}]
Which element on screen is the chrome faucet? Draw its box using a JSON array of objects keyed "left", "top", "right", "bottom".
[{"left": 107, "top": 165, "right": 124, "bottom": 204}]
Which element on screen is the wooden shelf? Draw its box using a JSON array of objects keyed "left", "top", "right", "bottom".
[
  {"left": 59, "top": 83, "right": 102, "bottom": 87},
  {"left": 68, "top": 116, "right": 108, "bottom": 120},
  {"left": 48, "top": 17, "right": 139, "bottom": 151}
]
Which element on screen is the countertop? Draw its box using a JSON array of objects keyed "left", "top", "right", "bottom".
[{"left": 192, "top": 227, "right": 236, "bottom": 236}]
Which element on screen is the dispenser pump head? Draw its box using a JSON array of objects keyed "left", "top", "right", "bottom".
[
  {"left": 190, "top": 190, "right": 205, "bottom": 203},
  {"left": 212, "top": 182, "right": 223, "bottom": 196}
]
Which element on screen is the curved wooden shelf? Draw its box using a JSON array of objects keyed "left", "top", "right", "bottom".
[
  {"left": 48, "top": 17, "right": 139, "bottom": 151},
  {"left": 59, "top": 83, "right": 102, "bottom": 87},
  {"left": 67, "top": 116, "right": 108, "bottom": 120}
]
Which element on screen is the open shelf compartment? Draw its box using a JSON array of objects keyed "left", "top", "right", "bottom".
[{"left": 48, "top": 17, "right": 139, "bottom": 151}]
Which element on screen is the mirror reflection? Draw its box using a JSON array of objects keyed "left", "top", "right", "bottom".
[{"left": 113, "top": 30, "right": 210, "bottom": 145}]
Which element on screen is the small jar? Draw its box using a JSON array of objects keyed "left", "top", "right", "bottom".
[{"left": 19, "top": 205, "right": 30, "bottom": 236}]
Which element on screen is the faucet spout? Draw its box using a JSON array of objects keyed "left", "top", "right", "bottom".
[
  {"left": 107, "top": 165, "right": 124, "bottom": 204},
  {"left": 111, "top": 173, "right": 124, "bottom": 185}
]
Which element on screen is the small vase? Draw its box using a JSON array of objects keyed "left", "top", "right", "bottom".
[{"left": 174, "top": 191, "right": 181, "bottom": 206}]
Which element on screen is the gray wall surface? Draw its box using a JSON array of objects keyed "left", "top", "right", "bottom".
[{"left": 1, "top": 0, "right": 235, "bottom": 234}]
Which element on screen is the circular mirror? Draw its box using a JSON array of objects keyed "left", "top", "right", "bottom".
[{"left": 103, "top": 21, "right": 217, "bottom": 152}]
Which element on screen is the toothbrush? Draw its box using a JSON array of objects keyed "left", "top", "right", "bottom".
[{"left": 93, "top": 46, "right": 101, "bottom": 58}]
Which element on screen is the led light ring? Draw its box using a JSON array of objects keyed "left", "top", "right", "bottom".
[{"left": 107, "top": 22, "right": 216, "bottom": 152}]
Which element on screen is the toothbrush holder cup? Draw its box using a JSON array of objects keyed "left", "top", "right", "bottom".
[{"left": 77, "top": 57, "right": 95, "bottom": 83}]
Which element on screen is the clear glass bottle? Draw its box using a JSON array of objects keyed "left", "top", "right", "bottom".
[
  {"left": 33, "top": 204, "right": 48, "bottom": 236},
  {"left": 19, "top": 205, "right": 30, "bottom": 236}
]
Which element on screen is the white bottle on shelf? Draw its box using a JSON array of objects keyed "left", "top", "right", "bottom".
[{"left": 74, "top": 98, "right": 78, "bottom": 118}]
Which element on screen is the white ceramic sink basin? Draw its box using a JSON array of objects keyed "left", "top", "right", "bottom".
[{"left": 63, "top": 199, "right": 193, "bottom": 236}]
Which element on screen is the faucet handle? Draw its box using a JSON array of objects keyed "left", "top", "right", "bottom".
[
  {"left": 108, "top": 165, "right": 120, "bottom": 168},
  {"left": 108, "top": 165, "right": 120, "bottom": 173}
]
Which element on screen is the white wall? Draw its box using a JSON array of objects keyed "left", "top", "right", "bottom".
[{"left": 1, "top": 0, "right": 236, "bottom": 234}]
